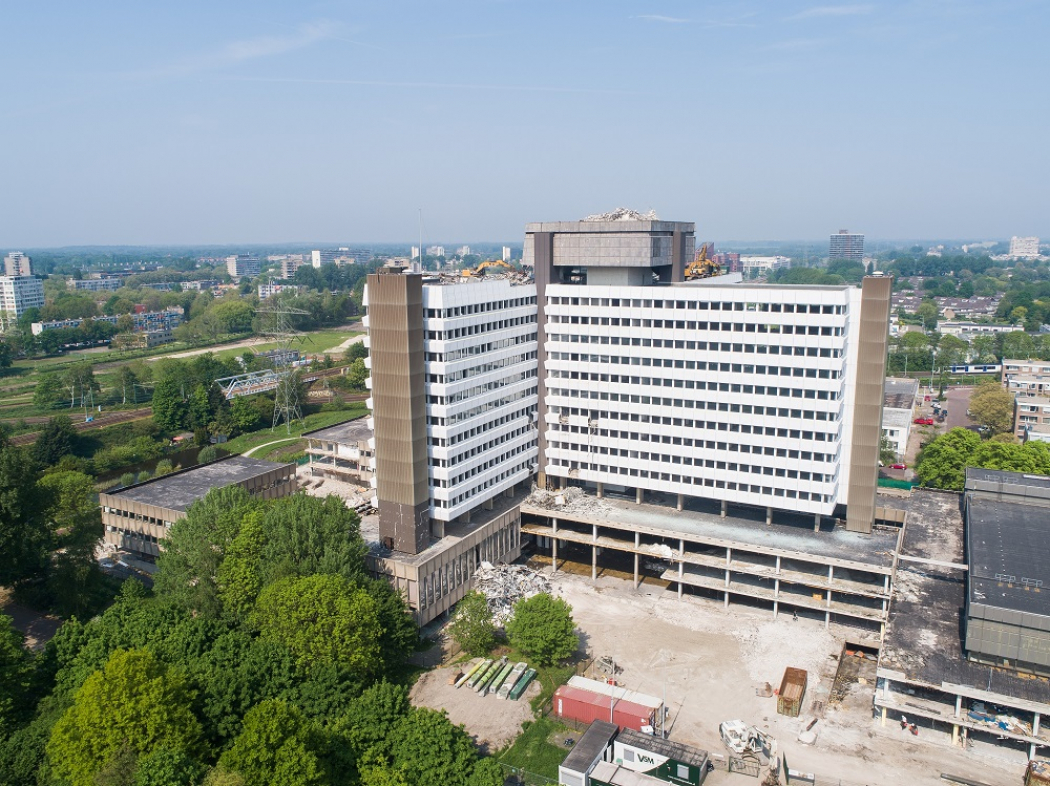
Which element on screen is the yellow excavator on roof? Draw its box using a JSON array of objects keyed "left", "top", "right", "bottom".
[
  {"left": 463, "top": 259, "right": 515, "bottom": 277},
  {"left": 685, "top": 244, "right": 721, "bottom": 280}
]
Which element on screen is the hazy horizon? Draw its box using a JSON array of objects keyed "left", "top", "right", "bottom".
[{"left": 3, "top": 2, "right": 1047, "bottom": 247}]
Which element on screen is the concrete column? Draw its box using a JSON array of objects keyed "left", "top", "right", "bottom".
[
  {"left": 774, "top": 578, "right": 780, "bottom": 619},
  {"left": 884, "top": 575, "right": 890, "bottom": 592},
  {"left": 1035, "top": 713, "right": 1041, "bottom": 736},
  {"left": 677, "top": 493, "right": 684, "bottom": 511},
  {"left": 766, "top": 506, "right": 773, "bottom": 525},
  {"left": 597, "top": 482, "right": 604, "bottom": 499},
  {"left": 1031, "top": 743, "right": 1038, "bottom": 761},
  {"left": 721, "top": 499, "right": 727, "bottom": 518},
  {"left": 636, "top": 487, "right": 644, "bottom": 505},
  {"left": 828, "top": 565, "right": 834, "bottom": 585},
  {"left": 825, "top": 590, "right": 831, "bottom": 629},
  {"left": 592, "top": 524, "right": 598, "bottom": 581},
  {"left": 955, "top": 694, "right": 963, "bottom": 719},
  {"left": 952, "top": 725, "right": 959, "bottom": 745},
  {"left": 814, "top": 513, "right": 821, "bottom": 531},
  {"left": 776, "top": 555, "right": 781, "bottom": 575},
  {"left": 634, "top": 531, "right": 640, "bottom": 588},
  {"left": 552, "top": 518, "right": 558, "bottom": 572},
  {"left": 724, "top": 590, "right": 729, "bottom": 609},
  {"left": 505, "top": 487, "right": 514, "bottom": 498},
  {"left": 881, "top": 706, "right": 887, "bottom": 727},
  {"left": 483, "top": 497, "right": 494, "bottom": 510}
]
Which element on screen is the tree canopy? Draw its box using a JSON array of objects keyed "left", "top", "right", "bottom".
[
  {"left": 505, "top": 593, "right": 578, "bottom": 666},
  {"left": 447, "top": 591, "right": 497, "bottom": 657}
]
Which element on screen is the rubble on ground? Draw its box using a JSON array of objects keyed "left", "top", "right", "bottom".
[
  {"left": 471, "top": 562, "right": 551, "bottom": 624},
  {"left": 525, "top": 485, "right": 611, "bottom": 515},
  {"left": 582, "top": 207, "right": 660, "bottom": 222}
]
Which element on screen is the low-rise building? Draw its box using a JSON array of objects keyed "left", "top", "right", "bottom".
[
  {"left": 31, "top": 307, "right": 183, "bottom": 336},
  {"left": 99, "top": 457, "right": 296, "bottom": 559},
  {"left": 69, "top": 277, "right": 123, "bottom": 292},
  {"left": 940, "top": 321, "right": 1018, "bottom": 337},
  {"left": 881, "top": 409, "right": 912, "bottom": 460},
  {"left": 305, "top": 420, "right": 374, "bottom": 484},
  {"left": 1015, "top": 395, "right": 1050, "bottom": 439}
]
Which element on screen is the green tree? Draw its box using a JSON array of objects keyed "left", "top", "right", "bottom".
[
  {"left": 915, "top": 428, "right": 982, "bottom": 490},
  {"left": 0, "top": 340, "right": 12, "bottom": 370},
  {"left": 217, "top": 700, "right": 326, "bottom": 786},
  {"left": 187, "top": 385, "right": 213, "bottom": 432},
  {"left": 0, "top": 613, "right": 32, "bottom": 735},
  {"left": 119, "top": 365, "right": 140, "bottom": 405},
  {"left": 134, "top": 747, "right": 205, "bottom": 786},
  {"left": 33, "top": 372, "right": 65, "bottom": 410},
  {"left": 447, "top": 592, "right": 497, "bottom": 656},
  {"left": 32, "top": 414, "right": 79, "bottom": 466},
  {"left": 505, "top": 593, "right": 578, "bottom": 666},
  {"left": 0, "top": 443, "right": 52, "bottom": 587},
  {"left": 153, "top": 377, "right": 188, "bottom": 432},
  {"left": 879, "top": 437, "right": 898, "bottom": 466},
  {"left": 197, "top": 445, "right": 219, "bottom": 464},
  {"left": 253, "top": 575, "right": 382, "bottom": 675},
  {"left": 154, "top": 486, "right": 263, "bottom": 616},
  {"left": 969, "top": 382, "right": 1015, "bottom": 435},
  {"left": 39, "top": 470, "right": 104, "bottom": 616},
  {"left": 47, "top": 649, "right": 201, "bottom": 786},
  {"left": 344, "top": 342, "right": 368, "bottom": 363},
  {"left": 916, "top": 301, "right": 938, "bottom": 331},
  {"left": 331, "top": 681, "right": 410, "bottom": 760},
  {"left": 387, "top": 708, "right": 496, "bottom": 786},
  {"left": 347, "top": 359, "right": 368, "bottom": 390}
]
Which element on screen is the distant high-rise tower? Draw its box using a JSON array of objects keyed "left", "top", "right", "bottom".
[
  {"left": 4, "top": 252, "right": 32, "bottom": 277},
  {"left": 1009, "top": 236, "right": 1040, "bottom": 259},
  {"left": 502, "top": 246, "right": 512, "bottom": 262},
  {"left": 829, "top": 230, "right": 864, "bottom": 262}
]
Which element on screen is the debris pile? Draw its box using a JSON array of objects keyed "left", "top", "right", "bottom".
[
  {"left": 472, "top": 562, "right": 551, "bottom": 624},
  {"left": 525, "top": 485, "right": 610, "bottom": 515},
  {"left": 582, "top": 207, "right": 660, "bottom": 222}
]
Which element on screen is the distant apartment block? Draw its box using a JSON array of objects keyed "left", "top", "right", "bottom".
[
  {"left": 1014, "top": 395, "right": 1050, "bottom": 440},
  {"left": 1009, "top": 236, "right": 1040, "bottom": 259},
  {"left": 258, "top": 282, "right": 302, "bottom": 300},
  {"left": 182, "top": 279, "right": 219, "bottom": 292},
  {"left": 0, "top": 275, "right": 45, "bottom": 330},
  {"left": 279, "top": 255, "right": 306, "bottom": 279},
  {"left": 426, "top": 245, "right": 445, "bottom": 258},
  {"left": 31, "top": 307, "right": 184, "bottom": 336},
  {"left": 711, "top": 252, "right": 741, "bottom": 273},
  {"left": 311, "top": 248, "right": 364, "bottom": 268},
  {"left": 69, "top": 277, "right": 123, "bottom": 292},
  {"left": 502, "top": 246, "right": 512, "bottom": 262},
  {"left": 829, "top": 230, "right": 864, "bottom": 261},
  {"left": 456, "top": 245, "right": 471, "bottom": 257},
  {"left": 739, "top": 255, "right": 788, "bottom": 276},
  {"left": 226, "top": 254, "right": 261, "bottom": 279},
  {"left": 4, "top": 251, "right": 32, "bottom": 277}
]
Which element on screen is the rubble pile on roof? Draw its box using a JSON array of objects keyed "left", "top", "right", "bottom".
[
  {"left": 525, "top": 485, "right": 611, "bottom": 516},
  {"left": 472, "top": 562, "right": 551, "bottom": 624},
  {"left": 582, "top": 207, "right": 659, "bottom": 222}
]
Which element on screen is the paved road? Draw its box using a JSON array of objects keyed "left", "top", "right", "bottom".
[{"left": 944, "top": 385, "right": 976, "bottom": 430}]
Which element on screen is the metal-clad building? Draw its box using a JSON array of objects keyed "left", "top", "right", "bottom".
[{"left": 965, "top": 469, "right": 1050, "bottom": 674}]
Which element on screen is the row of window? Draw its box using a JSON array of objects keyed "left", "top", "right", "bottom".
[
  {"left": 548, "top": 442, "right": 833, "bottom": 477},
  {"left": 433, "top": 458, "right": 533, "bottom": 509},
  {"left": 426, "top": 332, "right": 536, "bottom": 363},
  {"left": 426, "top": 370, "right": 537, "bottom": 406},
  {"left": 549, "top": 323, "right": 844, "bottom": 341},
  {"left": 549, "top": 370, "right": 842, "bottom": 400},
  {"left": 434, "top": 440, "right": 535, "bottom": 489},
  {"left": 428, "top": 386, "right": 538, "bottom": 426},
  {"left": 431, "top": 423, "right": 535, "bottom": 468},
  {"left": 425, "top": 313, "right": 536, "bottom": 341},
  {"left": 106, "top": 526, "right": 160, "bottom": 544},
  {"left": 547, "top": 462, "right": 833, "bottom": 503},
  {"left": 429, "top": 351, "right": 536, "bottom": 384},
  {"left": 552, "top": 411, "right": 838, "bottom": 444},
  {"left": 424, "top": 296, "right": 536, "bottom": 320},
  {"left": 548, "top": 296, "right": 845, "bottom": 314},
  {"left": 548, "top": 316, "right": 845, "bottom": 337},
  {"left": 548, "top": 389, "right": 841, "bottom": 421},
  {"left": 428, "top": 404, "right": 534, "bottom": 448}
]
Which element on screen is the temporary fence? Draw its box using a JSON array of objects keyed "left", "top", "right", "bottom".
[{"left": 499, "top": 763, "right": 559, "bottom": 786}]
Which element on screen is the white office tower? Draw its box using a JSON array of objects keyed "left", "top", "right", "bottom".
[
  {"left": 364, "top": 273, "right": 538, "bottom": 551},
  {"left": 502, "top": 246, "right": 512, "bottom": 262},
  {"left": 526, "top": 213, "right": 891, "bottom": 534},
  {"left": 225, "top": 254, "right": 261, "bottom": 279},
  {"left": 4, "top": 252, "right": 32, "bottom": 277},
  {"left": 0, "top": 275, "right": 45, "bottom": 330},
  {"left": 1009, "top": 236, "right": 1040, "bottom": 259}
]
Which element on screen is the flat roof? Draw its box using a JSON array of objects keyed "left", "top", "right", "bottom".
[
  {"left": 561, "top": 721, "right": 618, "bottom": 775},
  {"left": 967, "top": 498, "right": 1050, "bottom": 616},
  {"left": 590, "top": 762, "right": 666, "bottom": 786},
  {"left": 877, "top": 489, "right": 1050, "bottom": 707},
  {"left": 523, "top": 491, "right": 897, "bottom": 572},
  {"left": 884, "top": 377, "right": 919, "bottom": 409},
  {"left": 967, "top": 467, "right": 1050, "bottom": 492},
  {"left": 106, "top": 456, "right": 292, "bottom": 512},
  {"left": 616, "top": 728, "right": 709, "bottom": 769},
  {"left": 882, "top": 408, "right": 913, "bottom": 429},
  {"left": 305, "top": 418, "right": 372, "bottom": 444}
]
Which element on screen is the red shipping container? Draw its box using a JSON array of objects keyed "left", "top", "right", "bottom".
[{"left": 553, "top": 685, "right": 654, "bottom": 732}]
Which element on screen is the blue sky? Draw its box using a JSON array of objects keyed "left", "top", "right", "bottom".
[{"left": 1, "top": 1, "right": 1047, "bottom": 247}]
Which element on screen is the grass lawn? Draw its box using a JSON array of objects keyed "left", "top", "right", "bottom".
[
  {"left": 205, "top": 329, "right": 361, "bottom": 363},
  {"left": 498, "top": 716, "right": 572, "bottom": 780},
  {"left": 221, "top": 405, "right": 368, "bottom": 455}
]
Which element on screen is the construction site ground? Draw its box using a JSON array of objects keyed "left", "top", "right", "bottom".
[{"left": 410, "top": 561, "right": 1021, "bottom": 786}]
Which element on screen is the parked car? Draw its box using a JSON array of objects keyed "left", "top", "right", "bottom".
[
  {"left": 891, "top": 463, "right": 907, "bottom": 470},
  {"left": 913, "top": 417, "right": 934, "bottom": 425}
]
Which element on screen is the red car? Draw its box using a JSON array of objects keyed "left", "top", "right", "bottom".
[
  {"left": 890, "top": 463, "right": 907, "bottom": 470},
  {"left": 913, "top": 417, "right": 934, "bottom": 425}
]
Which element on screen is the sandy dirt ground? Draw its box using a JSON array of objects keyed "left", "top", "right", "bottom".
[
  {"left": 540, "top": 570, "right": 1021, "bottom": 786},
  {"left": 323, "top": 334, "right": 365, "bottom": 355},
  {"left": 410, "top": 663, "right": 541, "bottom": 752},
  {"left": 0, "top": 589, "right": 61, "bottom": 651},
  {"left": 151, "top": 336, "right": 271, "bottom": 360}
]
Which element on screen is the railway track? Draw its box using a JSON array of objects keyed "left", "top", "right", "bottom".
[{"left": 8, "top": 407, "right": 153, "bottom": 446}]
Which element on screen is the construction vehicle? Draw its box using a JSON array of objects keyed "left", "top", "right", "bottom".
[
  {"left": 463, "top": 259, "right": 515, "bottom": 277},
  {"left": 685, "top": 244, "right": 721, "bottom": 280},
  {"left": 719, "top": 720, "right": 776, "bottom": 759}
]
